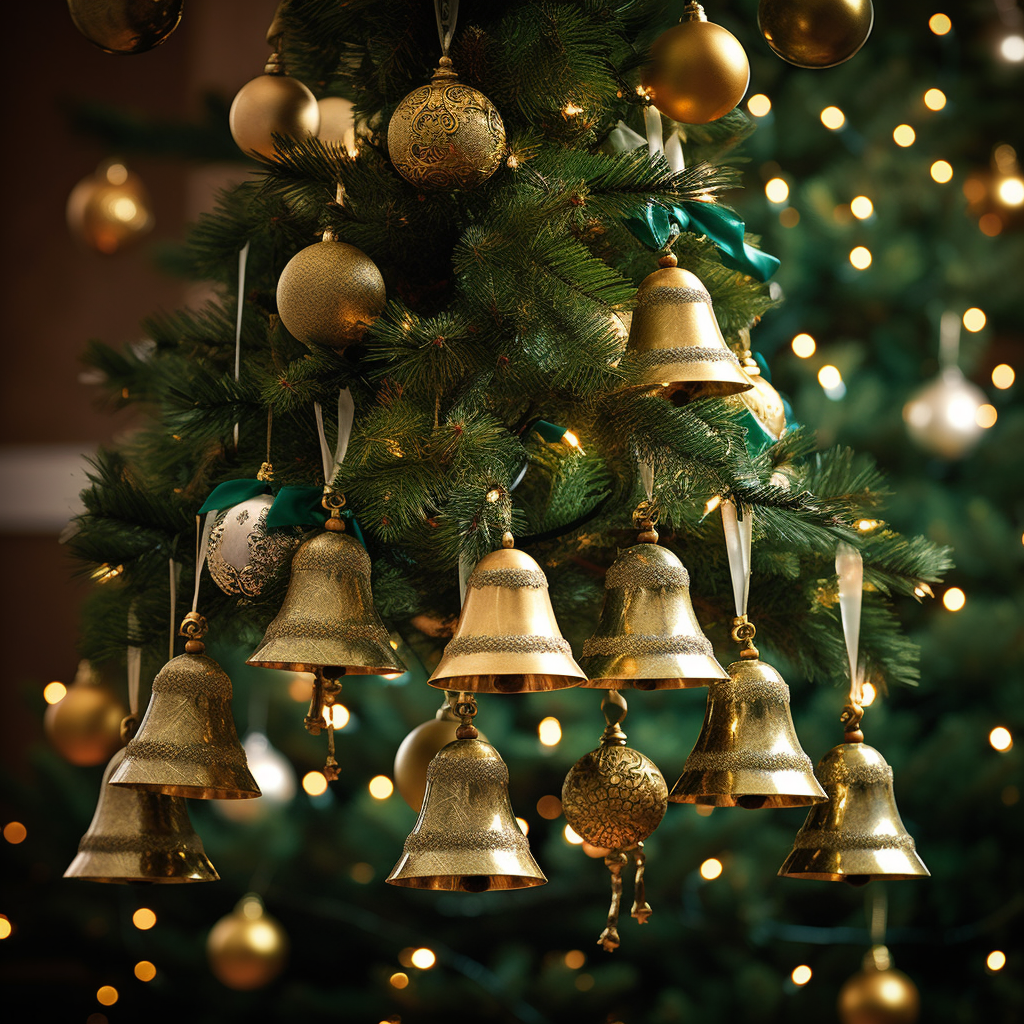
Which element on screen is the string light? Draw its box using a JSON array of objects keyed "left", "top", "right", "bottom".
[
  {"left": 963, "top": 308, "right": 986, "bottom": 332},
  {"left": 96, "top": 986, "right": 119, "bottom": 1006},
  {"left": 536, "top": 795, "right": 562, "bottom": 819},
  {"left": 3, "top": 822, "right": 27, "bottom": 845},
  {"left": 134, "top": 961, "right": 156, "bottom": 982},
  {"left": 987, "top": 950, "right": 1007, "bottom": 971},
  {"left": 389, "top": 972, "right": 409, "bottom": 989},
  {"left": 132, "top": 908, "right": 156, "bottom": 931},
  {"left": 0, "top": 917, "right": 11, "bottom": 940},
  {"left": 302, "top": 771, "right": 328, "bottom": 796},
  {"left": 942, "top": 587, "right": 966, "bottom": 611},
  {"left": 979, "top": 214, "right": 1003, "bottom": 237},
  {"left": 849, "top": 246, "right": 872, "bottom": 269},
  {"left": 924, "top": 88, "right": 947, "bottom": 110},
  {"left": 368, "top": 776, "right": 394, "bottom": 800},
  {"left": 563, "top": 825, "right": 584, "bottom": 845},
  {"left": 856, "top": 519, "right": 882, "bottom": 532},
  {"left": 564, "top": 950, "right": 586, "bottom": 969},
  {"left": 992, "top": 364, "right": 1015, "bottom": 389},
  {"left": 997, "top": 177, "right": 1024, "bottom": 206},
  {"left": 765, "top": 178, "right": 790, "bottom": 204},
  {"left": 325, "top": 704, "right": 350, "bottom": 729},
  {"left": 791, "top": 333, "right": 816, "bottom": 357},
  {"left": 43, "top": 681, "right": 66, "bottom": 704},
  {"left": 747, "top": 94, "right": 771, "bottom": 117},
  {"left": 929, "top": 13, "right": 952, "bottom": 35},
  {"left": 851, "top": 196, "right": 874, "bottom": 219},
  {"left": 861, "top": 682, "right": 877, "bottom": 706},
  {"left": 699, "top": 857, "right": 723, "bottom": 880},
  {"left": 820, "top": 106, "right": 845, "bottom": 129},
  {"left": 562, "top": 102, "right": 583, "bottom": 117},
  {"left": 791, "top": 965, "right": 813, "bottom": 986},
  {"left": 704, "top": 495, "right": 722, "bottom": 514},
  {"left": 1000, "top": 34, "right": 1024, "bottom": 62},
  {"left": 516, "top": 817, "right": 530, "bottom": 835},
  {"left": 930, "top": 160, "right": 953, "bottom": 183},
  {"left": 989, "top": 727, "right": 1013, "bottom": 752},
  {"left": 575, "top": 974, "right": 595, "bottom": 991},
  {"left": 976, "top": 404, "right": 997, "bottom": 429},
  {"left": 818, "top": 365, "right": 843, "bottom": 390},
  {"left": 562, "top": 430, "right": 582, "bottom": 450},
  {"left": 410, "top": 948, "right": 436, "bottom": 969},
  {"left": 538, "top": 717, "right": 562, "bottom": 746},
  {"left": 893, "top": 125, "right": 916, "bottom": 147}
]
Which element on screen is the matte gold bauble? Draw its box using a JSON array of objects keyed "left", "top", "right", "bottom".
[
  {"left": 388, "top": 57, "right": 506, "bottom": 191},
  {"left": 838, "top": 949, "right": 920, "bottom": 1024},
  {"left": 229, "top": 73, "right": 320, "bottom": 161},
  {"left": 393, "top": 714, "right": 488, "bottom": 812},
  {"left": 276, "top": 238, "right": 386, "bottom": 348},
  {"left": 66, "top": 160, "right": 153, "bottom": 255},
  {"left": 207, "top": 895, "right": 288, "bottom": 990},
  {"left": 758, "top": 0, "right": 873, "bottom": 69},
  {"left": 67, "top": 0, "right": 182, "bottom": 54},
  {"left": 44, "top": 661, "right": 127, "bottom": 767},
  {"left": 641, "top": 2, "right": 750, "bottom": 125}
]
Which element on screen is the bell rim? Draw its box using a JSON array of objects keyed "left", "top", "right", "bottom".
[
  {"left": 384, "top": 872, "right": 547, "bottom": 890},
  {"left": 777, "top": 849, "right": 931, "bottom": 881},
  {"left": 246, "top": 654, "right": 403, "bottom": 676},
  {"left": 64, "top": 852, "right": 220, "bottom": 884},
  {"left": 107, "top": 779, "right": 261, "bottom": 800},
  {"left": 426, "top": 672, "right": 582, "bottom": 693}
]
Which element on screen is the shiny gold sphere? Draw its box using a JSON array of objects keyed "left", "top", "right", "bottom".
[
  {"left": 276, "top": 239, "right": 385, "bottom": 349},
  {"left": 730, "top": 355, "right": 787, "bottom": 441},
  {"left": 207, "top": 896, "right": 288, "bottom": 990},
  {"left": 562, "top": 745, "right": 668, "bottom": 849},
  {"left": 838, "top": 966, "right": 920, "bottom": 1024},
  {"left": 393, "top": 717, "right": 488, "bottom": 812},
  {"left": 642, "top": 18, "right": 750, "bottom": 124},
  {"left": 67, "top": 161, "right": 153, "bottom": 255},
  {"left": 68, "top": 0, "right": 182, "bottom": 54},
  {"left": 758, "top": 0, "right": 874, "bottom": 69},
  {"left": 43, "top": 665, "right": 127, "bottom": 766},
  {"left": 387, "top": 59, "right": 506, "bottom": 190},
  {"left": 229, "top": 74, "right": 320, "bottom": 161}
]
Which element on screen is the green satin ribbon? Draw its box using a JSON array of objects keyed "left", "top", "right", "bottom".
[
  {"left": 266, "top": 486, "right": 366, "bottom": 546},
  {"left": 625, "top": 202, "right": 780, "bottom": 282},
  {"left": 197, "top": 479, "right": 271, "bottom": 514}
]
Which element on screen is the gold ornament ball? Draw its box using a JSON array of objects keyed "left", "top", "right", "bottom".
[
  {"left": 562, "top": 745, "right": 668, "bottom": 849},
  {"left": 394, "top": 717, "right": 488, "bottom": 812},
  {"left": 229, "top": 74, "right": 320, "bottom": 161},
  {"left": 67, "top": 0, "right": 182, "bottom": 54},
  {"left": 758, "top": 0, "right": 874, "bottom": 69},
  {"left": 207, "top": 896, "right": 289, "bottom": 990},
  {"left": 67, "top": 161, "right": 153, "bottom": 255},
  {"left": 838, "top": 966, "right": 920, "bottom": 1024},
  {"left": 388, "top": 57, "right": 506, "bottom": 191},
  {"left": 44, "top": 662, "right": 127, "bottom": 767},
  {"left": 730, "top": 352, "right": 787, "bottom": 441},
  {"left": 276, "top": 239, "right": 386, "bottom": 349},
  {"left": 642, "top": 5, "right": 750, "bottom": 124}
]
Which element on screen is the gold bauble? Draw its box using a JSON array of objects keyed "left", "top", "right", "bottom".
[
  {"left": 207, "top": 895, "right": 288, "bottom": 990},
  {"left": 641, "top": 3, "right": 750, "bottom": 125},
  {"left": 838, "top": 953, "right": 920, "bottom": 1024},
  {"left": 393, "top": 714, "right": 488, "bottom": 812},
  {"left": 387, "top": 57, "right": 506, "bottom": 191},
  {"left": 276, "top": 238, "right": 386, "bottom": 348},
  {"left": 67, "top": 0, "right": 182, "bottom": 54},
  {"left": 229, "top": 73, "right": 320, "bottom": 161},
  {"left": 66, "top": 160, "right": 153, "bottom": 255},
  {"left": 44, "top": 661, "right": 127, "bottom": 767},
  {"left": 758, "top": 0, "right": 873, "bottom": 69},
  {"left": 731, "top": 350, "right": 787, "bottom": 441},
  {"left": 562, "top": 745, "right": 668, "bottom": 849}
]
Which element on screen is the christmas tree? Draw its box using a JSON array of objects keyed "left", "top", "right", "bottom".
[{"left": 1, "top": 1, "right": 1020, "bottom": 1022}]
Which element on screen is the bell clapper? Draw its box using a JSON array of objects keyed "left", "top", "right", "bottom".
[
  {"left": 630, "top": 841, "right": 651, "bottom": 923},
  {"left": 305, "top": 666, "right": 345, "bottom": 779},
  {"left": 179, "top": 612, "right": 208, "bottom": 655},
  {"left": 599, "top": 849, "right": 628, "bottom": 951},
  {"left": 730, "top": 614, "right": 760, "bottom": 660}
]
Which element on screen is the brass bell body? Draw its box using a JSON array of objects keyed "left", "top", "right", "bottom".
[
  {"left": 387, "top": 737, "right": 546, "bottom": 891},
  {"left": 248, "top": 530, "right": 403, "bottom": 676},
  {"left": 109, "top": 653, "right": 260, "bottom": 800},
  {"left": 428, "top": 547, "right": 585, "bottom": 693},
  {"left": 580, "top": 543, "right": 728, "bottom": 689},
  {"left": 624, "top": 265, "right": 753, "bottom": 401},
  {"left": 65, "top": 748, "right": 219, "bottom": 884},
  {"left": 779, "top": 742, "right": 929, "bottom": 883},
  {"left": 669, "top": 657, "right": 827, "bottom": 807}
]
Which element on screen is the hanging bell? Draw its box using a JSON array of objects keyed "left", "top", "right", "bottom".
[
  {"left": 428, "top": 535, "right": 585, "bottom": 694},
  {"left": 622, "top": 253, "right": 753, "bottom": 402},
  {"left": 387, "top": 707, "right": 546, "bottom": 891},
  {"left": 65, "top": 747, "right": 219, "bottom": 884},
  {"left": 778, "top": 740, "right": 929, "bottom": 884},
  {"left": 110, "top": 615, "right": 260, "bottom": 800},
  {"left": 579, "top": 520, "right": 728, "bottom": 689},
  {"left": 247, "top": 526, "right": 403, "bottom": 676},
  {"left": 669, "top": 651, "right": 827, "bottom": 807}
]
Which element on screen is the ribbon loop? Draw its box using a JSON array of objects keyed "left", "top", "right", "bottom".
[
  {"left": 434, "top": 0, "right": 459, "bottom": 54},
  {"left": 721, "top": 500, "right": 752, "bottom": 617},
  {"left": 835, "top": 541, "right": 864, "bottom": 701}
]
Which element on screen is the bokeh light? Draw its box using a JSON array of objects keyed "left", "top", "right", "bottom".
[
  {"left": 43, "top": 681, "right": 67, "bottom": 704},
  {"left": 997, "top": 177, "right": 1024, "bottom": 206},
  {"left": 3, "top": 822, "right": 27, "bottom": 845},
  {"left": 987, "top": 950, "right": 1007, "bottom": 971},
  {"left": 818, "top": 365, "right": 843, "bottom": 390},
  {"left": 820, "top": 106, "right": 845, "bottom": 129},
  {"left": 976, "top": 404, "right": 997, "bottom": 428},
  {"left": 893, "top": 124, "right": 916, "bottom": 147},
  {"left": 134, "top": 961, "right": 156, "bottom": 982},
  {"left": 991, "top": 364, "right": 1015, "bottom": 389},
  {"left": 96, "top": 986, "right": 119, "bottom": 1006},
  {"left": 942, "top": 587, "right": 966, "bottom": 611},
  {"left": 132, "top": 908, "right": 156, "bottom": 931},
  {"left": 924, "top": 88, "right": 947, "bottom": 110},
  {"left": 791, "top": 965, "right": 813, "bottom": 986},
  {"left": 930, "top": 160, "right": 953, "bottom": 183},
  {"left": 851, "top": 196, "right": 874, "bottom": 219},
  {"left": 929, "top": 13, "right": 952, "bottom": 35},
  {"left": 989, "top": 727, "right": 1013, "bottom": 752},
  {"left": 700, "top": 858, "right": 723, "bottom": 880},
  {"left": 538, "top": 717, "right": 562, "bottom": 746},
  {"left": 849, "top": 246, "right": 872, "bottom": 269},
  {"left": 1000, "top": 34, "right": 1024, "bottom": 61},
  {"left": 563, "top": 825, "right": 584, "bottom": 845},
  {"left": 565, "top": 950, "right": 586, "bottom": 969},
  {"left": 389, "top": 972, "right": 409, "bottom": 989},
  {"left": 963, "top": 308, "right": 986, "bottom": 332},
  {"left": 302, "top": 771, "right": 328, "bottom": 796},
  {"left": 765, "top": 178, "right": 790, "bottom": 204},
  {"left": 747, "top": 94, "right": 771, "bottom": 117},
  {"left": 369, "top": 775, "right": 394, "bottom": 800},
  {"left": 410, "top": 948, "right": 436, "bottom": 969}
]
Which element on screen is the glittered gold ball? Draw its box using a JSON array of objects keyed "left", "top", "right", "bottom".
[
  {"left": 387, "top": 58, "right": 506, "bottom": 191},
  {"left": 276, "top": 239, "right": 385, "bottom": 348},
  {"left": 394, "top": 717, "right": 489, "bottom": 812},
  {"left": 68, "top": 0, "right": 182, "bottom": 54},
  {"left": 229, "top": 74, "right": 320, "bottom": 161},
  {"left": 207, "top": 896, "right": 288, "bottom": 991},
  {"left": 562, "top": 745, "right": 668, "bottom": 849},
  {"left": 838, "top": 967, "right": 920, "bottom": 1024},
  {"left": 44, "top": 663, "right": 127, "bottom": 767},
  {"left": 642, "top": 16, "right": 750, "bottom": 124},
  {"left": 758, "top": 0, "right": 873, "bottom": 69},
  {"left": 66, "top": 161, "right": 153, "bottom": 255}
]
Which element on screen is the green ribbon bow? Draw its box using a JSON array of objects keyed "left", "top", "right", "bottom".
[
  {"left": 625, "top": 202, "right": 780, "bottom": 283},
  {"left": 266, "top": 486, "right": 366, "bottom": 546},
  {"left": 197, "top": 479, "right": 271, "bottom": 514}
]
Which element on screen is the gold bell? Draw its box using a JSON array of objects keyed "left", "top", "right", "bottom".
[
  {"left": 387, "top": 719, "right": 546, "bottom": 891},
  {"left": 669, "top": 654, "right": 827, "bottom": 807},
  {"left": 247, "top": 528, "right": 403, "bottom": 676},
  {"left": 65, "top": 747, "right": 219, "bottom": 884},
  {"left": 428, "top": 537, "right": 585, "bottom": 694},
  {"left": 778, "top": 740, "right": 929, "bottom": 884},
  {"left": 580, "top": 531, "right": 728, "bottom": 689},
  {"left": 110, "top": 616, "right": 260, "bottom": 800},
  {"left": 622, "top": 253, "right": 753, "bottom": 402}
]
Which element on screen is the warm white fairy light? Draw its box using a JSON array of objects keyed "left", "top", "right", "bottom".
[
  {"left": 538, "top": 717, "right": 562, "bottom": 746},
  {"left": 987, "top": 950, "right": 1007, "bottom": 971},
  {"left": 765, "top": 178, "right": 790, "bottom": 204},
  {"left": 849, "top": 246, "right": 872, "bottom": 269},
  {"left": 1000, "top": 34, "right": 1024, "bottom": 62},
  {"left": 134, "top": 961, "right": 157, "bottom": 982},
  {"left": 747, "top": 94, "right": 771, "bottom": 117},
  {"left": 942, "top": 587, "right": 966, "bottom": 611},
  {"left": 851, "top": 196, "right": 874, "bottom": 219},
  {"left": 997, "top": 177, "right": 1024, "bottom": 206},
  {"left": 563, "top": 825, "right": 584, "bottom": 845},
  {"left": 43, "top": 681, "right": 66, "bottom": 704},
  {"left": 410, "top": 948, "right": 436, "bottom": 969},
  {"left": 929, "top": 13, "right": 952, "bottom": 35},
  {"left": 792, "top": 333, "right": 816, "bottom": 357},
  {"left": 791, "top": 965, "right": 812, "bottom": 986},
  {"left": 976, "top": 404, "right": 997, "bottom": 429},
  {"left": 931, "top": 160, "right": 953, "bottom": 183},
  {"left": 0, "top": 917, "right": 11, "bottom": 940},
  {"left": 861, "top": 682, "right": 877, "bottom": 706},
  {"left": 325, "top": 704, "right": 350, "bottom": 729},
  {"left": 96, "top": 986, "right": 119, "bottom": 1006},
  {"left": 924, "top": 88, "right": 947, "bottom": 111},
  {"left": 893, "top": 124, "right": 916, "bottom": 147},
  {"left": 989, "top": 727, "right": 1013, "bottom": 752},
  {"left": 132, "top": 908, "right": 156, "bottom": 931},
  {"left": 302, "top": 771, "right": 328, "bottom": 796},
  {"left": 516, "top": 817, "right": 529, "bottom": 835},
  {"left": 699, "top": 857, "right": 723, "bottom": 880},
  {"left": 368, "top": 775, "right": 394, "bottom": 800},
  {"left": 992, "top": 364, "right": 1015, "bottom": 389},
  {"left": 820, "top": 106, "right": 845, "bottom": 130},
  {"left": 963, "top": 308, "right": 986, "bottom": 332},
  {"left": 818, "top": 365, "right": 843, "bottom": 390}
]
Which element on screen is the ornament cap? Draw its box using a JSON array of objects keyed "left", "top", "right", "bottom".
[
  {"left": 683, "top": 2, "right": 708, "bottom": 22},
  {"left": 432, "top": 55, "right": 459, "bottom": 81}
]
